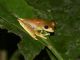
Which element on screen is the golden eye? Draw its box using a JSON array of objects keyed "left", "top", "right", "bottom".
[{"left": 44, "top": 25, "right": 49, "bottom": 29}]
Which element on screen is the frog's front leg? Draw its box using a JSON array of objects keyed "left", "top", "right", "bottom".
[{"left": 35, "top": 30, "right": 47, "bottom": 39}]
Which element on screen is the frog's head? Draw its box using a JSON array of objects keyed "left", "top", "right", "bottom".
[{"left": 42, "top": 21, "right": 56, "bottom": 32}]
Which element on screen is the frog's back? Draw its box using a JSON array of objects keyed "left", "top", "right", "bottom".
[{"left": 23, "top": 19, "right": 44, "bottom": 29}]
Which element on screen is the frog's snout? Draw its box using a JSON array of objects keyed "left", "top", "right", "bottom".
[
  {"left": 43, "top": 28, "right": 55, "bottom": 32},
  {"left": 47, "top": 28, "right": 54, "bottom": 32}
]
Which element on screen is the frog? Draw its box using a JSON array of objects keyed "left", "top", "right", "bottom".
[{"left": 18, "top": 18, "right": 56, "bottom": 40}]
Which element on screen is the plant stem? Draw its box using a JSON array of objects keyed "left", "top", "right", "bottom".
[
  {"left": 48, "top": 44, "right": 63, "bottom": 60},
  {"left": 40, "top": 39, "right": 64, "bottom": 60}
]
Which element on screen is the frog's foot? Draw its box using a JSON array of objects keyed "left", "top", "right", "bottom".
[
  {"left": 39, "top": 34, "right": 47, "bottom": 39},
  {"left": 36, "top": 33, "right": 47, "bottom": 39},
  {"left": 31, "top": 35, "right": 38, "bottom": 40},
  {"left": 33, "top": 37, "right": 38, "bottom": 40}
]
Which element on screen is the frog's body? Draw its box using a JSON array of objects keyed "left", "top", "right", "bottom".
[
  {"left": 18, "top": 18, "right": 56, "bottom": 40},
  {"left": 24, "top": 19, "right": 45, "bottom": 30}
]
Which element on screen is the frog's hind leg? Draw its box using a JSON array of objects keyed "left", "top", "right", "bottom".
[{"left": 18, "top": 19, "right": 38, "bottom": 40}]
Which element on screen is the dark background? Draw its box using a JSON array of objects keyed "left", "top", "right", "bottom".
[{"left": 0, "top": 28, "right": 50, "bottom": 60}]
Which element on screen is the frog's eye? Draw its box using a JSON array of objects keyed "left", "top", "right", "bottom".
[
  {"left": 43, "top": 25, "right": 54, "bottom": 32},
  {"left": 44, "top": 25, "right": 49, "bottom": 29}
]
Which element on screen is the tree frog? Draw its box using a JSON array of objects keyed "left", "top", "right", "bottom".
[{"left": 18, "top": 18, "right": 56, "bottom": 40}]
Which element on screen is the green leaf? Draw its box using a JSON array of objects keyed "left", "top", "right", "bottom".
[
  {"left": 1, "top": 0, "right": 80, "bottom": 60},
  {"left": 0, "top": 0, "right": 44, "bottom": 60},
  {"left": 25, "top": 0, "right": 80, "bottom": 60}
]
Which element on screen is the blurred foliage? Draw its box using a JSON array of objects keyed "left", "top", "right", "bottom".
[{"left": 0, "top": 0, "right": 80, "bottom": 60}]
